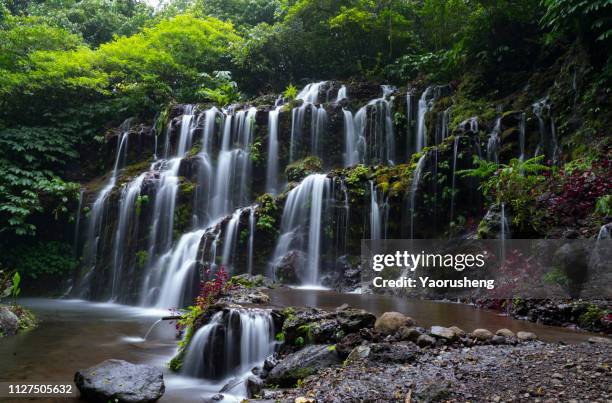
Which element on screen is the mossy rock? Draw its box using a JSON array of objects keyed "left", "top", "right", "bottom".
[{"left": 285, "top": 156, "right": 323, "bottom": 182}]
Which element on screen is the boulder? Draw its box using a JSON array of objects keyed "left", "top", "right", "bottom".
[
  {"left": 448, "top": 326, "right": 466, "bottom": 338},
  {"left": 374, "top": 312, "right": 415, "bottom": 335},
  {"left": 430, "top": 326, "right": 457, "bottom": 341},
  {"left": 516, "top": 331, "right": 537, "bottom": 341},
  {"left": 0, "top": 306, "right": 19, "bottom": 336},
  {"left": 496, "top": 328, "right": 515, "bottom": 338},
  {"left": 266, "top": 345, "right": 340, "bottom": 387},
  {"left": 275, "top": 250, "right": 307, "bottom": 284},
  {"left": 74, "top": 359, "right": 164, "bottom": 403},
  {"left": 397, "top": 326, "right": 422, "bottom": 342},
  {"left": 346, "top": 345, "right": 371, "bottom": 362},
  {"left": 471, "top": 329, "right": 493, "bottom": 341},
  {"left": 246, "top": 376, "right": 263, "bottom": 398},
  {"left": 491, "top": 335, "right": 506, "bottom": 345},
  {"left": 336, "top": 308, "right": 376, "bottom": 333},
  {"left": 336, "top": 333, "right": 364, "bottom": 358}
]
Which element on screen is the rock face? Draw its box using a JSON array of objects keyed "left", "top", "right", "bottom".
[
  {"left": 74, "top": 359, "right": 165, "bottom": 403},
  {"left": 0, "top": 306, "right": 19, "bottom": 336},
  {"left": 266, "top": 345, "right": 340, "bottom": 387},
  {"left": 374, "top": 312, "right": 415, "bottom": 335}
]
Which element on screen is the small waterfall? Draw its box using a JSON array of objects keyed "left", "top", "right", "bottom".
[
  {"left": 176, "top": 105, "right": 196, "bottom": 156},
  {"left": 487, "top": 116, "right": 501, "bottom": 164},
  {"left": 336, "top": 85, "right": 347, "bottom": 102},
  {"left": 271, "top": 174, "right": 329, "bottom": 285},
  {"left": 597, "top": 225, "right": 611, "bottom": 240},
  {"left": 290, "top": 82, "right": 327, "bottom": 161},
  {"left": 221, "top": 208, "right": 244, "bottom": 268},
  {"left": 519, "top": 112, "right": 526, "bottom": 161},
  {"left": 182, "top": 309, "right": 275, "bottom": 382},
  {"left": 265, "top": 106, "right": 282, "bottom": 194},
  {"left": 533, "top": 98, "right": 559, "bottom": 163},
  {"left": 349, "top": 87, "right": 395, "bottom": 165},
  {"left": 437, "top": 107, "right": 451, "bottom": 144},
  {"left": 110, "top": 173, "right": 146, "bottom": 301},
  {"left": 194, "top": 107, "right": 219, "bottom": 226},
  {"left": 409, "top": 155, "right": 427, "bottom": 239},
  {"left": 79, "top": 121, "right": 131, "bottom": 295},
  {"left": 416, "top": 87, "right": 431, "bottom": 152},
  {"left": 449, "top": 136, "right": 461, "bottom": 224},
  {"left": 247, "top": 207, "right": 255, "bottom": 275},
  {"left": 369, "top": 181, "right": 381, "bottom": 240},
  {"left": 72, "top": 189, "right": 84, "bottom": 257}
]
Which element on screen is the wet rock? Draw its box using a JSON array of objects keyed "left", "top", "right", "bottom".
[
  {"left": 430, "top": 326, "right": 457, "bottom": 341},
  {"left": 374, "top": 312, "right": 415, "bottom": 335},
  {"left": 336, "top": 333, "right": 364, "bottom": 358},
  {"left": 517, "top": 331, "right": 537, "bottom": 341},
  {"left": 266, "top": 345, "right": 340, "bottom": 387},
  {"left": 471, "top": 328, "right": 493, "bottom": 341},
  {"left": 263, "top": 355, "right": 278, "bottom": 371},
  {"left": 247, "top": 375, "right": 263, "bottom": 398},
  {"left": 416, "top": 381, "right": 451, "bottom": 403},
  {"left": 587, "top": 336, "right": 611, "bottom": 344},
  {"left": 275, "top": 250, "right": 307, "bottom": 284},
  {"left": 336, "top": 308, "right": 376, "bottom": 333},
  {"left": 491, "top": 335, "right": 507, "bottom": 345},
  {"left": 0, "top": 306, "right": 19, "bottom": 336},
  {"left": 398, "top": 326, "right": 422, "bottom": 342},
  {"left": 417, "top": 334, "right": 436, "bottom": 347},
  {"left": 74, "top": 359, "right": 164, "bottom": 403},
  {"left": 496, "top": 328, "right": 515, "bottom": 338},
  {"left": 366, "top": 342, "right": 419, "bottom": 364},
  {"left": 449, "top": 326, "right": 466, "bottom": 338},
  {"left": 346, "top": 345, "right": 371, "bottom": 362}
]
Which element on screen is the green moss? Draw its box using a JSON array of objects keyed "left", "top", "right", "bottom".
[
  {"left": 579, "top": 305, "right": 606, "bottom": 328},
  {"left": 285, "top": 156, "right": 323, "bottom": 182}
]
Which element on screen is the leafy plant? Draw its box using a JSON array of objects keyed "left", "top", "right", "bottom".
[
  {"left": 595, "top": 195, "right": 612, "bottom": 217},
  {"left": 283, "top": 83, "right": 298, "bottom": 100}
]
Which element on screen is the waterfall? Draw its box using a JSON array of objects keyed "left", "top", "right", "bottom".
[
  {"left": 79, "top": 121, "right": 131, "bottom": 295},
  {"left": 221, "top": 208, "right": 244, "bottom": 268},
  {"left": 72, "top": 189, "right": 84, "bottom": 257},
  {"left": 336, "top": 85, "right": 347, "bottom": 102},
  {"left": 290, "top": 82, "right": 327, "bottom": 161},
  {"left": 416, "top": 87, "right": 431, "bottom": 152},
  {"left": 519, "top": 112, "right": 526, "bottom": 161},
  {"left": 533, "top": 98, "right": 559, "bottom": 163},
  {"left": 369, "top": 181, "right": 381, "bottom": 240},
  {"left": 449, "top": 136, "right": 461, "bottom": 224},
  {"left": 176, "top": 105, "right": 196, "bottom": 156},
  {"left": 265, "top": 106, "right": 282, "bottom": 194},
  {"left": 194, "top": 108, "right": 219, "bottom": 226},
  {"left": 182, "top": 309, "right": 275, "bottom": 382},
  {"left": 487, "top": 116, "right": 501, "bottom": 164},
  {"left": 409, "top": 155, "right": 427, "bottom": 239},
  {"left": 437, "top": 107, "right": 451, "bottom": 144},
  {"left": 350, "top": 87, "right": 395, "bottom": 165},
  {"left": 597, "top": 225, "right": 611, "bottom": 240},
  {"left": 247, "top": 207, "right": 255, "bottom": 275},
  {"left": 110, "top": 173, "right": 146, "bottom": 301},
  {"left": 271, "top": 174, "right": 329, "bottom": 285}
]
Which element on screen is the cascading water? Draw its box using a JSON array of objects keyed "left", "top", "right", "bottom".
[
  {"left": 265, "top": 106, "right": 282, "bottom": 194},
  {"left": 110, "top": 173, "right": 146, "bottom": 301},
  {"left": 290, "top": 82, "right": 327, "bottom": 161},
  {"left": 271, "top": 174, "right": 329, "bottom": 285},
  {"left": 409, "top": 155, "right": 427, "bottom": 239},
  {"left": 247, "top": 207, "right": 255, "bottom": 275},
  {"left": 336, "top": 85, "right": 347, "bottom": 102},
  {"left": 348, "top": 86, "right": 396, "bottom": 165},
  {"left": 369, "top": 181, "right": 381, "bottom": 240},
  {"left": 416, "top": 87, "right": 431, "bottom": 152},
  {"left": 487, "top": 116, "right": 501, "bottom": 164},
  {"left": 78, "top": 120, "right": 131, "bottom": 296},
  {"left": 449, "top": 136, "right": 461, "bottom": 224},
  {"left": 182, "top": 309, "right": 275, "bottom": 383},
  {"left": 72, "top": 189, "right": 84, "bottom": 257},
  {"left": 533, "top": 98, "right": 560, "bottom": 163}
]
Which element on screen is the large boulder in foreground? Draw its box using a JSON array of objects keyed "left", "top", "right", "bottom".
[
  {"left": 74, "top": 359, "right": 165, "bottom": 403},
  {"left": 266, "top": 345, "right": 340, "bottom": 387}
]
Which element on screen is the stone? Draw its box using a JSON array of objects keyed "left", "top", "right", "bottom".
[
  {"left": 266, "top": 345, "right": 340, "bottom": 387},
  {"left": 430, "top": 326, "right": 457, "bottom": 341},
  {"left": 346, "top": 345, "right": 371, "bottom": 362},
  {"left": 336, "top": 308, "right": 376, "bottom": 333},
  {"left": 496, "top": 328, "right": 515, "bottom": 338},
  {"left": 263, "top": 355, "right": 278, "bottom": 371},
  {"left": 0, "top": 306, "right": 19, "bottom": 336},
  {"left": 374, "top": 312, "right": 415, "bottom": 335},
  {"left": 417, "top": 334, "right": 436, "bottom": 347},
  {"left": 336, "top": 333, "right": 364, "bottom": 358},
  {"left": 471, "top": 328, "right": 493, "bottom": 341},
  {"left": 246, "top": 376, "right": 263, "bottom": 398},
  {"left": 397, "top": 326, "right": 422, "bottom": 342},
  {"left": 516, "top": 331, "right": 537, "bottom": 341},
  {"left": 448, "top": 326, "right": 466, "bottom": 338},
  {"left": 587, "top": 336, "right": 612, "bottom": 344},
  {"left": 491, "top": 335, "right": 506, "bottom": 345},
  {"left": 74, "top": 359, "right": 164, "bottom": 403}
]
